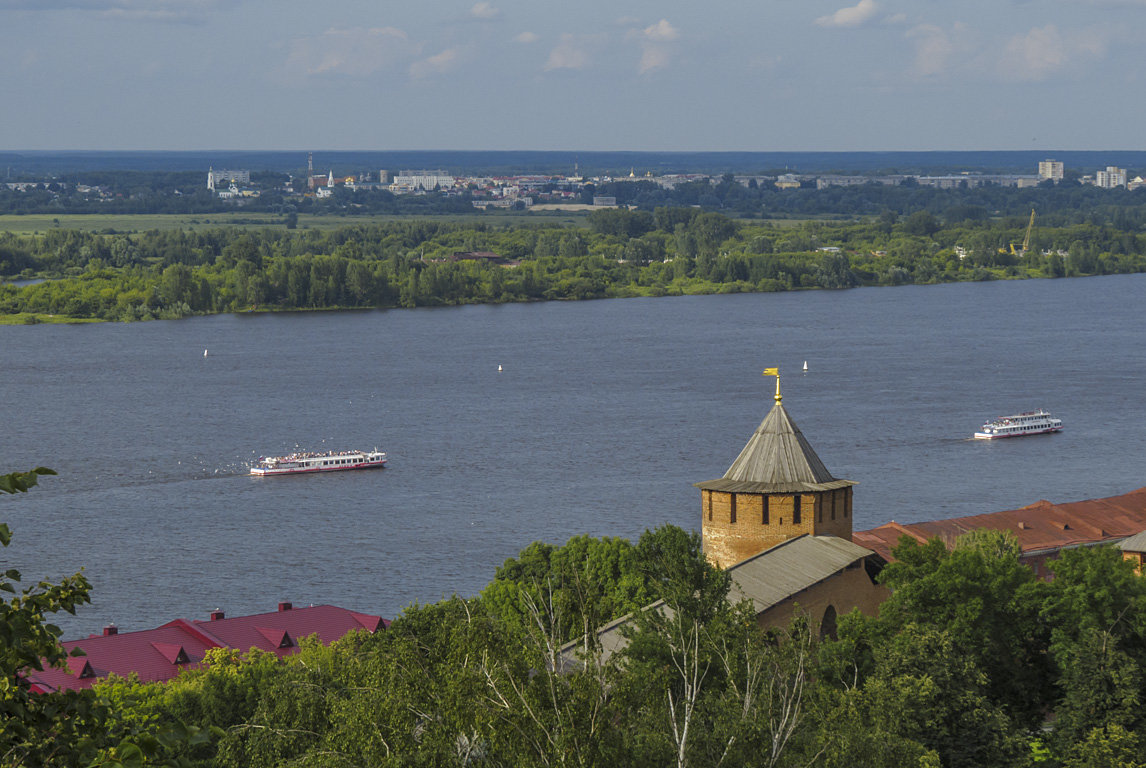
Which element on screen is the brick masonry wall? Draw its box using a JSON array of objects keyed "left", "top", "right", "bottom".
[
  {"left": 702, "top": 488, "right": 855, "bottom": 569},
  {"left": 754, "top": 561, "right": 889, "bottom": 634}
]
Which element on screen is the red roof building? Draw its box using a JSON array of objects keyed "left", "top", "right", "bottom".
[
  {"left": 853, "top": 486, "right": 1146, "bottom": 577},
  {"left": 26, "top": 603, "right": 386, "bottom": 693}
]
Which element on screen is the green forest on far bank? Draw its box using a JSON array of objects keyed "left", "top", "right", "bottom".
[
  {"left": 2, "top": 204, "right": 1146, "bottom": 323},
  {"left": 5, "top": 465, "right": 1146, "bottom": 768}
]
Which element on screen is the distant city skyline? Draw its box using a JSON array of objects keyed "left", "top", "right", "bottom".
[{"left": 1, "top": 0, "right": 1144, "bottom": 152}]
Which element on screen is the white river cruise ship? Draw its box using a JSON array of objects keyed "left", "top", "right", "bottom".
[
  {"left": 973, "top": 410, "right": 1063, "bottom": 440},
  {"left": 250, "top": 449, "right": 387, "bottom": 476}
]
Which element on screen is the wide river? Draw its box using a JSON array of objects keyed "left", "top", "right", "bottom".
[{"left": 3, "top": 275, "right": 1143, "bottom": 636}]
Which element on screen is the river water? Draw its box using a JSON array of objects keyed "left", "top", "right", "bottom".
[{"left": 2, "top": 275, "right": 1143, "bottom": 636}]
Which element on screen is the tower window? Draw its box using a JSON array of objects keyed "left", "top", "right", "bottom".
[
  {"left": 762, "top": 495, "right": 770, "bottom": 525},
  {"left": 845, "top": 491, "right": 851, "bottom": 518},
  {"left": 793, "top": 495, "right": 802, "bottom": 525},
  {"left": 729, "top": 494, "right": 737, "bottom": 524},
  {"left": 706, "top": 492, "right": 712, "bottom": 522}
]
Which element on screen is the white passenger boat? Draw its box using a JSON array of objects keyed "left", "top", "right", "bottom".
[
  {"left": 973, "top": 410, "right": 1062, "bottom": 440},
  {"left": 250, "top": 449, "right": 387, "bottom": 476}
]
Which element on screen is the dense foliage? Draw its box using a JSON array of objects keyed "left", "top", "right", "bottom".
[
  {"left": 23, "top": 526, "right": 1133, "bottom": 768},
  {"left": 3, "top": 205, "right": 1146, "bottom": 322}
]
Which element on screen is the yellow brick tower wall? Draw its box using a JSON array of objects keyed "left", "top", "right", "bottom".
[{"left": 702, "top": 487, "right": 854, "bottom": 569}]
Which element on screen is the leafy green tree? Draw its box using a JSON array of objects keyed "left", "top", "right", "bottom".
[
  {"left": 876, "top": 529, "right": 1052, "bottom": 728},
  {"left": 481, "top": 534, "right": 653, "bottom": 647},
  {"left": 1042, "top": 546, "right": 1146, "bottom": 754},
  {"left": 0, "top": 467, "right": 106, "bottom": 768},
  {"left": 2, "top": 468, "right": 218, "bottom": 768},
  {"left": 902, "top": 211, "right": 940, "bottom": 237},
  {"left": 1061, "top": 724, "right": 1145, "bottom": 768},
  {"left": 618, "top": 526, "right": 733, "bottom": 768}
]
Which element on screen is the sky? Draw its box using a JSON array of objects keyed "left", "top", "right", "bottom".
[{"left": 1, "top": 0, "right": 1143, "bottom": 152}]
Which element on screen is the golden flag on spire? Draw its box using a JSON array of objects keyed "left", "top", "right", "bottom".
[{"left": 763, "top": 367, "right": 779, "bottom": 377}]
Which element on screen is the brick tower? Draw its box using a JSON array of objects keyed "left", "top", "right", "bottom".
[{"left": 695, "top": 372, "right": 855, "bottom": 569}]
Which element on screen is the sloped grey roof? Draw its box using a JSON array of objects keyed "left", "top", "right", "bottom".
[
  {"left": 558, "top": 535, "right": 877, "bottom": 670},
  {"left": 695, "top": 402, "right": 854, "bottom": 493},
  {"left": 1118, "top": 529, "right": 1146, "bottom": 552},
  {"left": 725, "top": 534, "right": 875, "bottom": 614}
]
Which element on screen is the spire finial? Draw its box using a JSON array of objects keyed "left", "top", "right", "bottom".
[{"left": 763, "top": 367, "right": 781, "bottom": 403}]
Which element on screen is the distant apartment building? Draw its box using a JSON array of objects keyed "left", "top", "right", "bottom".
[
  {"left": 592, "top": 196, "right": 617, "bottom": 206},
  {"left": 912, "top": 174, "right": 1039, "bottom": 189},
  {"left": 1095, "top": 166, "right": 1127, "bottom": 189},
  {"left": 391, "top": 170, "right": 455, "bottom": 193},
  {"left": 774, "top": 174, "right": 802, "bottom": 190},
  {"left": 1038, "top": 160, "right": 1064, "bottom": 181},
  {"left": 816, "top": 175, "right": 878, "bottom": 189},
  {"left": 207, "top": 169, "right": 250, "bottom": 187}
]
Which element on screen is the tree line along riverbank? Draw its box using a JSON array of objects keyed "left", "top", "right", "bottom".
[{"left": 2, "top": 207, "right": 1145, "bottom": 323}]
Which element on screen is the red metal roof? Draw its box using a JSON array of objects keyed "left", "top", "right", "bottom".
[
  {"left": 854, "top": 486, "right": 1146, "bottom": 562},
  {"left": 25, "top": 603, "right": 387, "bottom": 693}
]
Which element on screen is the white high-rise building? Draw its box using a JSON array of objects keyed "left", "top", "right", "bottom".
[
  {"left": 207, "top": 169, "right": 250, "bottom": 186},
  {"left": 392, "top": 169, "right": 455, "bottom": 192},
  {"left": 1038, "top": 160, "right": 1064, "bottom": 181},
  {"left": 1095, "top": 166, "right": 1127, "bottom": 189}
]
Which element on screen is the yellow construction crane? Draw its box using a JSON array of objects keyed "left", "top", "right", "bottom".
[{"left": 1010, "top": 209, "right": 1036, "bottom": 256}]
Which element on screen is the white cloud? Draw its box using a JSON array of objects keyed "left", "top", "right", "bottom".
[
  {"left": 643, "top": 19, "right": 679, "bottom": 42},
  {"left": 639, "top": 46, "right": 670, "bottom": 74},
  {"left": 410, "top": 48, "right": 460, "bottom": 78},
  {"left": 997, "top": 25, "right": 1108, "bottom": 81},
  {"left": 905, "top": 23, "right": 958, "bottom": 77},
  {"left": 999, "top": 25, "right": 1067, "bottom": 80},
  {"left": 469, "top": 2, "right": 499, "bottom": 21},
  {"left": 816, "top": 0, "right": 879, "bottom": 28},
  {"left": 514, "top": 31, "right": 539, "bottom": 44},
  {"left": 628, "top": 19, "right": 679, "bottom": 74},
  {"left": 545, "top": 34, "right": 590, "bottom": 70},
  {"left": 286, "top": 26, "right": 419, "bottom": 77}
]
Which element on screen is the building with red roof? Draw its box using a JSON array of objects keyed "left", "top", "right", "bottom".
[
  {"left": 25, "top": 602, "right": 386, "bottom": 693},
  {"left": 853, "top": 486, "right": 1146, "bottom": 577}
]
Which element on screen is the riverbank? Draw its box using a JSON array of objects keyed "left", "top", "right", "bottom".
[
  {"left": 0, "top": 312, "right": 102, "bottom": 325},
  {"left": 0, "top": 264, "right": 1061, "bottom": 325},
  {"left": 1, "top": 211, "right": 1141, "bottom": 323}
]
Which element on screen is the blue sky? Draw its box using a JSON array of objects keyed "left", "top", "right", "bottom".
[{"left": 1, "top": 0, "right": 1142, "bottom": 151}]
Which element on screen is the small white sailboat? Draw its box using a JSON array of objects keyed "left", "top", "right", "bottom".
[
  {"left": 802, "top": 360, "right": 808, "bottom": 372},
  {"left": 203, "top": 349, "right": 208, "bottom": 357},
  {"left": 498, "top": 364, "right": 502, "bottom": 372}
]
